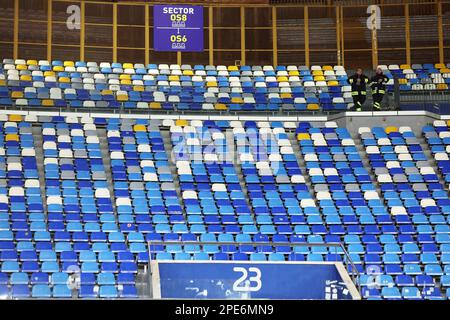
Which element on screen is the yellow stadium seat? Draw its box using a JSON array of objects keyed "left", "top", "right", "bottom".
[
  {"left": 53, "top": 66, "right": 64, "bottom": 72},
  {"left": 27, "top": 60, "right": 38, "bottom": 66},
  {"left": 59, "top": 77, "right": 70, "bottom": 83},
  {"left": 322, "top": 65, "right": 333, "bottom": 71},
  {"left": 133, "top": 85, "right": 144, "bottom": 92},
  {"left": 5, "top": 134, "right": 19, "bottom": 142},
  {"left": 150, "top": 102, "right": 161, "bottom": 109},
  {"left": 133, "top": 124, "right": 146, "bottom": 132},
  {"left": 16, "top": 64, "right": 27, "bottom": 71},
  {"left": 440, "top": 68, "right": 450, "bottom": 74},
  {"left": 8, "top": 115, "right": 22, "bottom": 122},
  {"left": 0, "top": 80, "right": 5, "bottom": 86},
  {"left": 436, "top": 63, "right": 446, "bottom": 69},
  {"left": 399, "top": 78, "right": 408, "bottom": 85},
  {"left": 280, "top": 93, "right": 292, "bottom": 98},
  {"left": 183, "top": 70, "right": 194, "bottom": 76},
  {"left": 44, "top": 71, "right": 55, "bottom": 77},
  {"left": 400, "top": 64, "right": 411, "bottom": 70},
  {"left": 437, "top": 84, "right": 448, "bottom": 90},
  {"left": 215, "top": 103, "right": 227, "bottom": 110},
  {"left": 175, "top": 119, "right": 188, "bottom": 127},
  {"left": 446, "top": 120, "right": 450, "bottom": 127},
  {"left": 231, "top": 97, "right": 243, "bottom": 104},
  {"left": 277, "top": 76, "right": 288, "bottom": 82},
  {"left": 207, "top": 82, "right": 217, "bottom": 87},
  {"left": 312, "top": 70, "right": 323, "bottom": 76},
  {"left": 169, "top": 75, "right": 179, "bottom": 81},
  {"left": 20, "top": 75, "right": 32, "bottom": 81},
  {"left": 102, "top": 90, "right": 113, "bottom": 95},
  {"left": 297, "top": 133, "right": 311, "bottom": 141},
  {"left": 119, "top": 74, "right": 131, "bottom": 80},
  {"left": 288, "top": 70, "right": 299, "bottom": 76},
  {"left": 385, "top": 126, "right": 398, "bottom": 134},
  {"left": 228, "top": 66, "right": 238, "bottom": 71},
  {"left": 328, "top": 81, "right": 339, "bottom": 86},
  {"left": 42, "top": 99, "right": 54, "bottom": 106},
  {"left": 120, "top": 79, "right": 131, "bottom": 85},
  {"left": 11, "top": 91, "right": 23, "bottom": 98},
  {"left": 63, "top": 61, "right": 74, "bottom": 67},
  {"left": 116, "top": 94, "right": 128, "bottom": 101},
  {"left": 123, "top": 63, "right": 134, "bottom": 69},
  {"left": 314, "top": 76, "right": 325, "bottom": 82},
  {"left": 307, "top": 103, "right": 320, "bottom": 110}
]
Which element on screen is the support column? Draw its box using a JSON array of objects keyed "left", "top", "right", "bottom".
[
  {"left": 145, "top": 4, "right": 149, "bottom": 65},
  {"left": 80, "top": 1, "right": 85, "bottom": 61},
  {"left": 47, "top": 0, "right": 52, "bottom": 61},
  {"left": 209, "top": 6, "right": 213, "bottom": 65},
  {"left": 304, "top": 6, "right": 310, "bottom": 67},
  {"left": 272, "top": 6, "right": 278, "bottom": 67},
  {"left": 240, "top": 6, "right": 245, "bottom": 65},
  {"left": 113, "top": 3, "right": 117, "bottom": 62},
  {"left": 405, "top": 4, "right": 411, "bottom": 66},
  {"left": 13, "top": 0, "right": 19, "bottom": 59}
]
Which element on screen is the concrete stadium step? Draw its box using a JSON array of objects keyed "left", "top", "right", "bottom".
[
  {"left": 417, "top": 136, "right": 447, "bottom": 190},
  {"left": 287, "top": 130, "right": 315, "bottom": 199},
  {"left": 353, "top": 135, "right": 383, "bottom": 197},
  {"left": 160, "top": 127, "right": 187, "bottom": 221},
  {"left": 136, "top": 269, "right": 151, "bottom": 298},
  {"left": 97, "top": 127, "right": 116, "bottom": 213},
  {"left": 32, "top": 124, "right": 47, "bottom": 213}
]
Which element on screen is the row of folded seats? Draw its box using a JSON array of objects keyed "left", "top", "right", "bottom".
[
  {"left": 359, "top": 125, "right": 449, "bottom": 299},
  {"left": 0, "top": 59, "right": 353, "bottom": 111},
  {"left": 380, "top": 64, "right": 450, "bottom": 91}
]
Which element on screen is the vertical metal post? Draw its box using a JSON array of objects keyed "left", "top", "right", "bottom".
[
  {"left": 370, "top": 6, "right": 378, "bottom": 69},
  {"left": 405, "top": 3, "right": 411, "bottom": 66},
  {"left": 145, "top": 4, "right": 149, "bottom": 66},
  {"left": 47, "top": 0, "right": 52, "bottom": 61},
  {"left": 80, "top": 0, "right": 85, "bottom": 61},
  {"left": 240, "top": 6, "right": 246, "bottom": 65},
  {"left": 304, "top": 6, "right": 310, "bottom": 67},
  {"left": 113, "top": 2, "right": 117, "bottom": 62},
  {"left": 336, "top": 6, "right": 341, "bottom": 66},
  {"left": 272, "top": 6, "right": 278, "bottom": 67},
  {"left": 209, "top": 6, "right": 214, "bottom": 65},
  {"left": 340, "top": 6, "right": 345, "bottom": 67},
  {"left": 438, "top": 0, "right": 444, "bottom": 64},
  {"left": 177, "top": 51, "right": 182, "bottom": 65},
  {"left": 13, "top": 0, "right": 19, "bottom": 59}
]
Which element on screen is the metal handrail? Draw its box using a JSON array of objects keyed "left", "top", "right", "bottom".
[{"left": 146, "top": 240, "right": 361, "bottom": 298}]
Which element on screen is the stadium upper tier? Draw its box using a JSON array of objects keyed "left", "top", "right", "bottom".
[{"left": 1, "top": 59, "right": 449, "bottom": 113}]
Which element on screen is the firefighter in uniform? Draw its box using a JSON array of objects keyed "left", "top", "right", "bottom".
[
  {"left": 347, "top": 68, "right": 369, "bottom": 111},
  {"left": 370, "top": 67, "right": 389, "bottom": 111}
]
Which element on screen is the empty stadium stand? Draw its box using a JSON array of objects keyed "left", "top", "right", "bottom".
[{"left": 0, "top": 107, "right": 448, "bottom": 299}]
